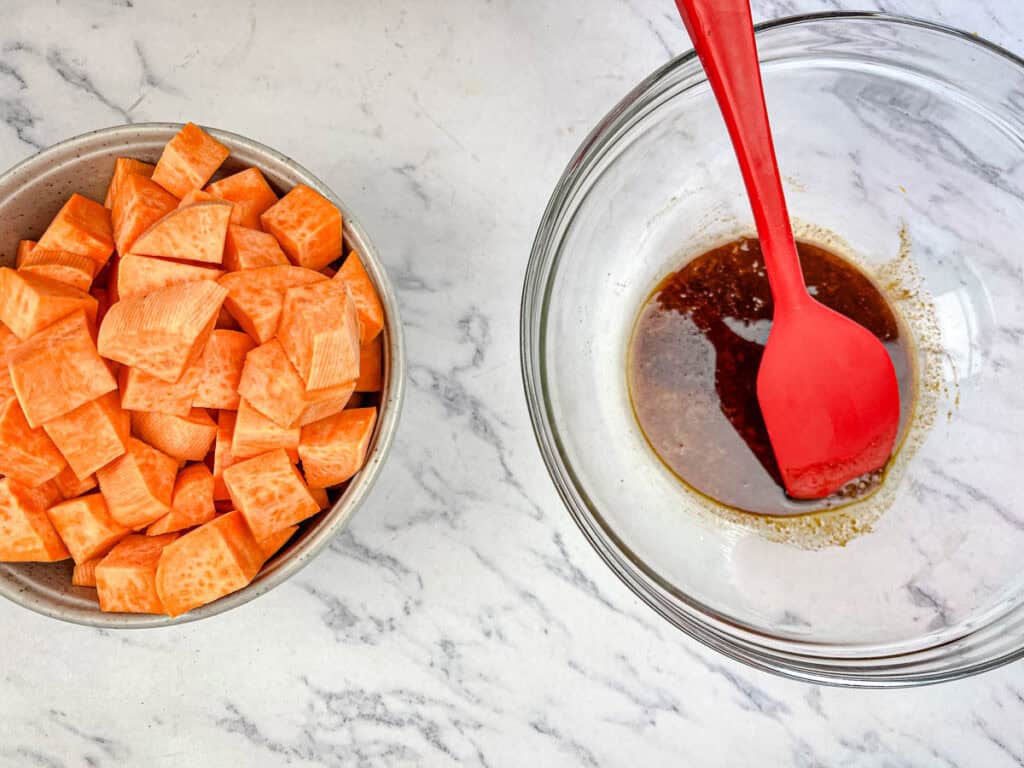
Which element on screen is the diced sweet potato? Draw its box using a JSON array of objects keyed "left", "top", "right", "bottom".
[
  {"left": 46, "top": 492, "right": 129, "bottom": 564},
  {"left": 0, "top": 397, "right": 66, "bottom": 486},
  {"left": 155, "top": 510, "right": 263, "bottom": 617},
  {"left": 0, "top": 323, "right": 21, "bottom": 399},
  {"left": 111, "top": 173, "right": 180, "bottom": 256},
  {"left": 278, "top": 279, "right": 360, "bottom": 390},
  {"left": 336, "top": 251, "right": 384, "bottom": 343},
  {"left": 0, "top": 267, "right": 98, "bottom": 340},
  {"left": 146, "top": 463, "right": 216, "bottom": 535},
  {"left": 219, "top": 265, "right": 326, "bottom": 343},
  {"left": 116, "top": 253, "right": 224, "bottom": 300},
  {"left": 9, "top": 310, "right": 117, "bottom": 427},
  {"left": 25, "top": 479, "right": 62, "bottom": 510},
  {"left": 237, "top": 339, "right": 354, "bottom": 428},
  {"left": 212, "top": 409, "right": 240, "bottom": 501},
  {"left": 41, "top": 391, "right": 129, "bottom": 480},
  {"left": 118, "top": 363, "right": 200, "bottom": 417},
  {"left": 104, "top": 157, "right": 155, "bottom": 209},
  {"left": 309, "top": 486, "right": 329, "bottom": 510},
  {"left": 97, "top": 280, "right": 227, "bottom": 383},
  {"left": 216, "top": 306, "right": 240, "bottom": 330},
  {"left": 231, "top": 399, "right": 300, "bottom": 459},
  {"left": 16, "top": 239, "right": 36, "bottom": 268},
  {"left": 205, "top": 168, "right": 279, "bottom": 230},
  {"left": 355, "top": 336, "right": 383, "bottom": 392},
  {"left": 178, "top": 188, "right": 222, "bottom": 208},
  {"left": 72, "top": 557, "right": 101, "bottom": 587},
  {"left": 19, "top": 248, "right": 95, "bottom": 292},
  {"left": 131, "top": 408, "right": 217, "bottom": 462},
  {"left": 260, "top": 184, "right": 342, "bottom": 271},
  {"left": 129, "top": 202, "right": 232, "bottom": 265},
  {"left": 258, "top": 524, "right": 298, "bottom": 560},
  {"left": 54, "top": 466, "right": 98, "bottom": 499},
  {"left": 0, "top": 477, "right": 70, "bottom": 561},
  {"left": 96, "top": 437, "right": 177, "bottom": 529},
  {"left": 151, "top": 122, "right": 230, "bottom": 199},
  {"left": 223, "top": 448, "right": 319, "bottom": 540},
  {"left": 299, "top": 407, "right": 377, "bottom": 488},
  {"left": 36, "top": 193, "right": 114, "bottom": 268},
  {"left": 192, "top": 329, "right": 254, "bottom": 410},
  {"left": 95, "top": 533, "right": 178, "bottom": 613},
  {"left": 223, "top": 225, "right": 288, "bottom": 271}
]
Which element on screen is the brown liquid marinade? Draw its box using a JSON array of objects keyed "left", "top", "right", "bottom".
[{"left": 628, "top": 237, "right": 915, "bottom": 517}]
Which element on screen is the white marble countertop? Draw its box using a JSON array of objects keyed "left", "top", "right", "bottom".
[{"left": 2, "top": 1, "right": 1024, "bottom": 766}]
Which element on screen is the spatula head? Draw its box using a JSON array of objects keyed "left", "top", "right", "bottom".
[{"left": 756, "top": 300, "right": 900, "bottom": 499}]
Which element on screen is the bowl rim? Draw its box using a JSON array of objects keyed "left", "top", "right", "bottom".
[
  {"left": 520, "top": 12, "right": 1024, "bottom": 686},
  {"left": 0, "top": 122, "right": 406, "bottom": 628}
]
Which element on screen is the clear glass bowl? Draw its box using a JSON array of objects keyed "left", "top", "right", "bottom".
[{"left": 522, "top": 13, "right": 1024, "bottom": 686}]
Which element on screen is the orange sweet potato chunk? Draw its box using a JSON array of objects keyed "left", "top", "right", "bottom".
[
  {"left": 335, "top": 252, "right": 384, "bottom": 343},
  {"left": 9, "top": 310, "right": 117, "bottom": 427},
  {"left": 147, "top": 463, "right": 216, "bottom": 535},
  {"left": 131, "top": 408, "right": 217, "bottom": 462},
  {"left": 237, "top": 339, "right": 354, "bottom": 429},
  {"left": 0, "top": 323, "right": 17, "bottom": 399},
  {"left": 72, "top": 557, "right": 101, "bottom": 587},
  {"left": 42, "top": 391, "right": 129, "bottom": 480},
  {"left": 178, "top": 188, "right": 223, "bottom": 208},
  {"left": 118, "top": 363, "right": 200, "bottom": 417},
  {"left": 206, "top": 168, "right": 279, "bottom": 230},
  {"left": 260, "top": 184, "right": 342, "bottom": 271},
  {"left": 16, "top": 240, "right": 36, "bottom": 268},
  {"left": 355, "top": 336, "right": 383, "bottom": 392},
  {"left": 0, "top": 267, "right": 98, "bottom": 340},
  {"left": 95, "top": 533, "right": 178, "bottom": 613},
  {"left": 231, "top": 399, "right": 300, "bottom": 459},
  {"left": 46, "top": 492, "right": 129, "bottom": 564},
  {"left": 19, "top": 248, "right": 95, "bottom": 293},
  {"left": 219, "top": 265, "right": 326, "bottom": 343},
  {"left": 258, "top": 524, "right": 298, "bottom": 561},
  {"left": 104, "top": 157, "right": 156, "bottom": 209},
  {"left": 151, "top": 122, "right": 230, "bottom": 199},
  {"left": 36, "top": 194, "right": 114, "bottom": 269},
  {"left": 111, "top": 173, "right": 180, "bottom": 256},
  {"left": 192, "top": 330, "right": 254, "bottom": 410},
  {"left": 96, "top": 437, "right": 177, "bottom": 529},
  {"left": 54, "top": 466, "right": 98, "bottom": 499},
  {"left": 278, "top": 279, "right": 361, "bottom": 390},
  {"left": 223, "top": 225, "right": 288, "bottom": 271},
  {"left": 308, "top": 486, "right": 329, "bottom": 510},
  {"left": 223, "top": 448, "right": 319, "bottom": 540},
  {"left": 116, "top": 254, "right": 224, "bottom": 301},
  {"left": 129, "top": 202, "right": 232, "bottom": 265},
  {"left": 0, "top": 396, "right": 66, "bottom": 486},
  {"left": 212, "top": 410, "right": 240, "bottom": 501},
  {"left": 155, "top": 510, "right": 263, "bottom": 617},
  {"left": 0, "top": 477, "right": 70, "bottom": 561},
  {"left": 98, "top": 280, "right": 227, "bottom": 383},
  {"left": 299, "top": 407, "right": 377, "bottom": 488}
]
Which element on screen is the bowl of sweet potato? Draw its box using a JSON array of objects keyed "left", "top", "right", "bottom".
[{"left": 0, "top": 122, "right": 404, "bottom": 626}]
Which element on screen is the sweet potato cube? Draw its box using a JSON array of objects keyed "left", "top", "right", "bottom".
[
  {"left": 72, "top": 557, "right": 101, "bottom": 587},
  {"left": 131, "top": 408, "right": 217, "bottom": 462},
  {"left": 335, "top": 252, "right": 384, "bottom": 343},
  {"left": 111, "top": 172, "right": 180, "bottom": 256},
  {"left": 35, "top": 193, "right": 113, "bottom": 268},
  {"left": 299, "top": 407, "right": 377, "bottom": 488},
  {"left": 205, "top": 168, "right": 279, "bottom": 230},
  {"left": 104, "top": 157, "right": 156, "bottom": 208},
  {"left": 151, "top": 122, "right": 230, "bottom": 198},
  {"left": 223, "top": 448, "right": 319, "bottom": 540},
  {"left": 178, "top": 188, "right": 222, "bottom": 208},
  {"left": 46, "top": 492, "right": 129, "bottom": 563},
  {"left": 0, "top": 397, "right": 66, "bottom": 486},
  {"left": 118, "top": 363, "right": 200, "bottom": 417},
  {"left": 260, "top": 184, "right": 341, "bottom": 271},
  {"left": 0, "top": 267, "right": 97, "bottom": 340},
  {"left": 16, "top": 240, "right": 36, "bottom": 267},
  {"left": 41, "top": 391, "right": 129, "bottom": 480},
  {"left": 212, "top": 410, "right": 240, "bottom": 501},
  {"left": 129, "top": 202, "right": 231, "bottom": 265},
  {"left": 97, "top": 280, "right": 227, "bottom": 382},
  {"left": 355, "top": 336, "right": 383, "bottom": 392},
  {"left": 219, "top": 265, "right": 326, "bottom": 343},
  {"left": 0, "top": 323, "right": 21, "bottom": 399},
  {"left": 155, "top": 510, "right": 263, "bottom": 617},
  {"left": 237, "top": 339, "right": 354, "bottom": 429},
  {"left": 192, "top": 329, "right": 253, "bottom": 410},
  {"left": 258, "top": 524, "right": 298, "bottom": 561},
  {"left": 231, "top": 399, "right": 300, "bottom": 459},
  {"left": 223, "top": 225, "right": 288, "bottom": 271},
  {"left": 54, "top": 467, "right": 98, "bottom": 499},
  {"left": 278, "top": 280, "right": 360, "bottom": 390},
  {"left": 146, "top": 464, "right": 216, "bottom": 536},
  {"left": 116, "top": 253, "right": 224, "bottom": 301},
  {"left": 95, "top": 533, "right": 178, "bottom": 613},
  {"left": 216, "top": 306, "right": 240, "bottom": 330},
  {"left": 308, "top": 486, "right": 329, "bottom": 510},
  {"left": 0, "top": 477, "right": 70, "bottom": 561},
  {"left": 8, "top": 310, "right": 117, "bottom": 427},
  {"left": 19, "top": 248, "right": 95, "bottom": 293},
  {"left": 96, "top": 437, "right": 177, "bottom": 529}
]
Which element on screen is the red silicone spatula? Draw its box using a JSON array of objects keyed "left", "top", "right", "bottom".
[{"left": 673, "top": 0, "right": 899, "bottom": 499}]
